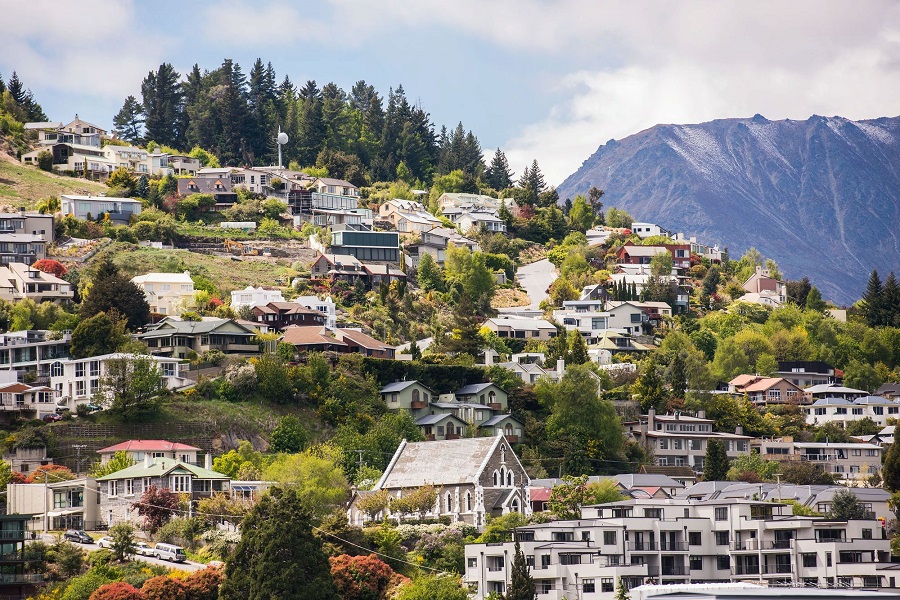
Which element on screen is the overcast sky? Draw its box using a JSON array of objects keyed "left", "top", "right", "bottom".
[{"left": 4, "top": 0, "right": 900, "bottom": 184}]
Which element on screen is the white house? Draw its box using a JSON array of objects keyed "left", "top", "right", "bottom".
[
  {"left": 0, "top": 263, "right": 73, "bottom": 303},
  {"left": 457, "top": 210, "right": 507, "bottom": 234},
  {"left": 805, "top": 396, "right": 900, "bottom": 429},
  {"left": 131, "top": 271, "right": 195, "bottom": 316},
  {"left": 294, "top": 295, "right": 337, "bottom": 328},
  {"left": 60, "top": 195, "right": 142, "bottom": 224},
  {"left": 230, "top": 286, "right": 286, "bottom": 310},
  {"left": 553, "top": 300, "right": 648, "bottom": 340},
  {"left": 630, "top": 222, "right": 669, "bottom": 239}
]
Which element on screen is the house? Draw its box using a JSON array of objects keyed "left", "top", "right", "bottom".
[
  {"left": 464, "top": 496, "right": 890, "bottom": 598},
  {"left": 21, "top": 141, "right": 116, "bottom": 177},
  {"left": 96, "top": 440, "right": 201, "bottom": 466},
  {"left": 131, "top": 271, "right": 195, "bottom": 316},
  {"left": 805, "top": 383, "right": 868, "bottom": 400},
  {"left": 415, "top": 413, "right": 468, "bottom": 440},
  {"left": 378, "top": 199, "right": 428, "bottom": 222},
  {"left": 347, "top": 434, "right": 530, "bottom": 529},
  {"left": 0, "top": 208, "right": 55, "bottom": 243},
  {"left": 0, "top": 514, "right": 42, "bottom": 596},
  {"left": 454, "top": 382, "right": 508, "bottom": 410},
  {"left": 281, "top": 326, "right": 395, "bottom": 358},
  {"left": 805, "top": 396, "right": 900, "bottom": 428},
  {"left": 0, "top": 234, "right": 46, "bottom": 266},
  {"left": 60, "top": 195, "right": 142, "bottom": 224},
  {"left": 553, "top": 300, "right": 649, "bottom": 340},
  {"left": 294, "top": 295, "right": 337, "bottom": 328},
  {"left": 777, "top": 361, "right": 840, "bottom": 388},
  {"left": 497, "top": 360, "right": 555, "bottom": 385},
  {"left": 0, "top": 377, "right": 56, "bottom": 420},
  {"left": 24, "top": 120, "right": 66, "bottom": 145},
  {"left": 380, "top": 380, "right": 437, "bottom": 414},
  {"left": 403, "top": 227, "right": 479, "bottom": 268},
  {"left": 1, "top": 445, "right": 51, "bottom": 475},
  {"left": 625, "top": 408, "right": 751, "bottom": 472},
  {"left": 875, "top": 383, "right": 900, "bottom": 400},
  {"left": 230, "top": 286, "right": 286, "bottom": 310},
  {"left": 312, "top": 177, "right": 360, "bottom": 198},
  {"left": 364, "top": 263, "right": 407, "bottom": 287},
  {"left": 437, "top": 193, "right": 500, "bottom": 213},
  {"left": 0, "top": 330, "right": 71, "bottom": 382},
  {"left": 7, "top": 477, "right": 101, "bottom": 532},
  {"left": 393, "top": 211, "right": 443, "bottom": 234},
  {"left": 630, "top": 222, "right": 670, "bottom": 239},
  {"left": 177, "top": 177, "right": 238, "bottom": 208},
  {"left": 477, "top": 414, "right": 525, "bottom": 443},
  {"left": 590, "top": 330, "right": 655, "bottom": 356},
  {"left": 326, "top": 224, "right": 400, "bottom": 263},
  {"left": 168, "top": 155, "right": 201, "bottom": 175},
  {"left": 741, "top": 265, "right": 786, "bottom": 304},
  {"left": 755, "top": 438, "right": 883, "bottom": 482},
  {"left": 609, "top": 270, "right": 691, "bottom": 313},
  {"left": 481, "top": 315, "right": 558, "bottom": 341},
  {"left": 50, "top": 353, "right": 189, "bottom": 411},
  {"left": 96, "top": 455, "right": 230, "bottom": 527},
  {"left": 252, "top": 302, "right": 326, "bottom": 332},
  {"left": 136, "top": 317, "right": 259, "bottom": 358},
  {"left": 310, "top": 253, "right": 367, "bottom": 282},
  {"left": 615, "top": 241, "right": 691, "bottom": 269},
  {"left": 332, "top": 328, "right": 395, "bottom": 359},
  {"left": 728, "top": 375, "right": 806, "bottom": 406},
  {"left": 0, "top": 263, "right": 73, "bottom": 303},
  {"left": 457, "top": 210, "right": 507, "bottom": 234}
]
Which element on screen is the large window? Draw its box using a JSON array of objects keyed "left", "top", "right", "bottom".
[
  {"left": 690, "top": 556, "right": 703, "bottom": 570},
  {"left": 601, "top": 578, "right": 614, "bottom": 593},
  {"left": 171, "top": 475, "right": 191, "bottom": 493},
  {"left": 717, "top": 556, "right": 730, "bottom": 570},
  {"left": 603, "top": 531, "right": 617, "bottom": 545},
  {"left": 715, "top": 531, "right": 729, "bottom": 545},
  {"left": 715, "top": 507, "right": 728, "bottom": 521},
  {"left": 582, "top": 579, "right": 595, "bottom": 593},
  {"left": 803, "top": 553, "right": 817, "bottom": 567}
]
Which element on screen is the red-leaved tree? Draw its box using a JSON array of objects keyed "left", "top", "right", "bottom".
[
  {"left": 140, "top": 575, "right": 188, "bottom": 600},
  {"left": 32, "top": 259, "right": 68, "bottom": 278},
  {"left": 25, "top": 464, "right": 76, "bottom": 484},
  {"left": 132, "top": 486, "right": 179, "bottom": 533},
  {"left": 183, "top": 566, "right": 224, "bottom": 600},
  {"left": 329, "top": 554, "right": 396, "bottom": 600},
  {"left": 89, "top": 582, "right": 147, "bottom": 600}
]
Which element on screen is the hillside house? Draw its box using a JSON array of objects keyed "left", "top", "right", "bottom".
[
  {"left": 454, "top": 382, "right": 508, "bottom": 410},
  {"left": 380, "top": 380, "right": 437, "bottom": 414},
  {"left": 230, "top": 286, "right": 286, "bottom": 309},
  {"left": 728, "top": 375, "right": 806, "bottom": 406},
  {"left": 0, "top": 209, "right": 55, "bottom": 244},
  {"left": 252, "top": 302, "right": 326, "bottom": 331},
  {"left": 616, "top": 241, "right": 691, "bottom": 269},
  {"left": 96, "top": 440, "right": 201, "bottom": 466},
  {"left": 177, "top": 177, "right": 238, "bottom": 207},
  {"left": 136, "top": 318, "right": 259, "bottom": 358},
  {"left": 60, "top": 195, "right": 141, "bottom": 224},
  {"left": 403, "top": 227, "right": 479, "bottom": 268},
  {"left": 481, "top": 315, "right": 557, "bottom": 341},
  {"left": 0, "top": 264, "right": 73, "bottom": 303},
  {"left": 131, "top": 271, "right": 195, "bottom": 316}
]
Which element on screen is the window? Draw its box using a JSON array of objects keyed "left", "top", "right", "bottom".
[
  {"left": 659, "top": 439, "right": 669, "bottom": 450},
  {"left": 688, "top": 532, "right": 701, "bottom": 546},
  {"left": 852, "top": 449, "right": 862, "bottom": 457},
  {"left": 162, "top": 363, "right": 176, "bottom": 377},
  {"left": 717, "top": 555, "right": 730, "bottom": 570},
  {"left": 108, "top": 481, "right": 118, "bottom": 497},
  {"left": 803, "top": 553, "right": 817, "bottom": 567},
  {"left": 826, "top": 552, "right": 832, "bottom": 567},
  {"left": 537, "top": 580, "right": 551, "bottom": 594},
  {"left": 552, "top": 532, "right": 574, "bottom": 542},
  {"left": 75, "top": 381, "right": 85, "bottom": 397},
  {"left": 603, "top": 531, "right": 617, "bottom": 545},
  {"left": 51, "top": 362, "right": 63, "bottom": 377},
  {"left": 90, "top": 361, "right": 100, "bottom": 377},
  {"left": 715, "top": 507, "right": 727, "bottom": 521},
  {"left": 75, "top": 363, "right": 85, "bottom": 378},
  {"left": 673, "top": 439, "right": 683, "bottom": 450},
  {"left": 581, "top": 531, "right": 591, "bottom": 541},
  {"left": 467, "top": 557, "right": 477, "bottom": 568},
  {"left": 863, "top": 529, "right": 873, "bottom": 540},
  {"left": 644, "top": 508, "right": 662, "bottom": 519},
  {"left": 715, "top": 531, "right": 729, "bottom": 546},
  {"left": 466, "top": 492, "right": 472, "bottom": 511},
  {"left": 582, "top": 579, "right": 595, "bottom": 593},
  {"left": 560, "top": 554, "right": 582, "bottom": 565},
  {"left": 601, "top": 578, "right": 614, "bottom": 593},
  {"left": 172, "top": 475, "right": 191, "bottom": 493},
  {"left": 690, "top": 556, "right": 703, "bottom": 570}
]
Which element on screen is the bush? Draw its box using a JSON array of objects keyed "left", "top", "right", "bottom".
[
  {"left": 60, "top": 569, "right": 117, "bottom": 600},
  {"left": 89, "top": 582, "right": 147, "bottom": 600},
  {"left": 155, "top": 517, "right": 208, "bottom": 550},
  {"left": 140, "top": 575, "right": 189, "bottom": 600},
  {"left": 37, "top": 150, "right": 53, "bottom": 172},
  {"left": 183, "top": 567, "right": 224, "bottom": 600}
]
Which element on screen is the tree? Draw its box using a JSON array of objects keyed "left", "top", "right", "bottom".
[
  {"left": 269, "top": 415, "right": 308, "bottom": 453},
  {"left": 711, "top": 337, "right": 751, "bottom": 381},
  {"left": 329, "top": 554, "right": 396, "bottom": 600},
  {"left": 827, "top": 489, "right": 869, "bottom": 520},
  {"left": 100, "top": 355, "right": 166, "bottom": 420},
  {"left": 25, "top": 464, "right": 75, "bottom": 484},
  {"left": 32, "top": 259, "right": 67, "bottom": 278},
  {"left": 506, "top": 536, "right": 536, "bottom": 600},
  {"left": 755, "top": 353, "right": 779, "bottom": 377},
  {"left": 806, "top": 286, "right": 826, "bottom": 311},
  {"left": 113, "top": 95, "right": 145, "bottom": 144},
  {"left": 90, "top": 582, "right": 147, "bottom": 600},
  {"left": 568, "top": 195, "right": 594, "bottom": 231},
  {"left": 396, "top": 574, "right": 468, "bottom": 600},
  {"left": 141, "top": 63, "right": 183, "bottom": 148},
  {"left": 109, "top": 522, "right": 136, "bottom": 562},
  {"left": 262, "top": 448, "right": 349, "bottom": 519},
  {"left": 605, "top": 207, "right": 633, "bottom": 228},
  {"left": 90, "top": 451, "right": 136, "bottom": 478},
  {"left": 213, "top": 441, "right": 265, "bottom": 479},
  {"left": 69, "top": 311, "right": 127, "bottom": 359},
  {"left": 547, "top": 475, "right": 590, "bottom": 519},
  {"left": 726, "top": 452, "right": 779, "bottom": 482},
  {"left": 585, "top": 479, "right": 627, "bottom": 504},
  {"left": 220, "top": 486, "right": 340, "bottom": 600},
  {"left": 356, "top": 489, "right": 391, "bottom": 522},
  {"left": 141, "top": 576, "right": 189, "bottom": 600},
  {"left": 846, "top": 417, "right": 881, "bottom": 438},
  {"left": 416, "top": 252, "right": 444, "bottom": 292},
  {"left": 649, "top": 251, "right": 674, "bottom": 277},
  {"left": 701, "top": 266, "right": 721, "bottom": 297},
  {"left": 614, "top": 578, "right": 630, "bottom": 600},
  {"left": 485, "top": 148, "right": 514, "bottom": 190},
  {"left": 133, "top": 485, "right": 179, "bottom": 533},
  {"left": 107, "top": 167, "right": 138, "bottom": 197},
  {"left": 80, "top": 258, "right": 150, "bottom": 330},
  {"left": 883, "top": 441, "right": 900, "bottom": 492},
  {"left": 862, "top": 269, "right": 885, "bottom": 327},
  {"left": 566, "top": 329, "right": 589, "bottom": 365},
  {"left": 780, "top": 461, "right": 838, "bottom": 485},
  {"left": 703, "top": 439, "right": 730, "bottom": 481},
  {"left": 183, "top": 567, "right": 225, "bottom": 600},
  {"left": 37, "top": 150, "right": 52, "bottom": 172}
]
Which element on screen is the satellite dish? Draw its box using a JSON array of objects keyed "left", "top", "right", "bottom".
[{"left": 277, "top": 132, "right": 289, "bottom": 145}]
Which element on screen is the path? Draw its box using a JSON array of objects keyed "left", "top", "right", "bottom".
[{"left": 501, "top": 258, "right": 558, "bottom": 312}]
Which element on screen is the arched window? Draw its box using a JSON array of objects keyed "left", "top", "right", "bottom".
[
  {"left": 505, "top": 423, "right": 513, "bottom": 436},
  {"left": 493, "top": 471, "right": 498, "bottom": 486},
  {"left": 489, "top": 390, "right": 496, "bottom": 404},
  {"left": 507, "top": 471, "right": 513, "bottom": 486},
  {"left": 466, "top": 492, "right": 472, "bottom": 511},
  {"left": 446, "top": 493, "right": 453, "bottom": 513},
  {"left": 412, "top": 389, "right": 419, "bottom": 402},
  {"left": 499, "top": 468, "right": 505, "bottom": 486},
  {"left": 511, "top": 498, "right": 519, "bottom": 513}
]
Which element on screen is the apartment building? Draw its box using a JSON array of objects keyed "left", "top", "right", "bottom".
[
  {"left": 0, "top": 209, "right": 55, "bottom": 244},
  {"left": 0, "top": 263, "right": 73, "bottom": 303},
  {"left": 728, "top": 375, "right": 806, "bottom": 407},
  {"left": 625, "top": 409, "right": 751, "bottom": 472},
  {"left": 0, "top": 330, "right": 71, "bottom": 382},
  {"left": 806, "top": 396, "right": 900, "bottom": 428},
  {"left": 0, "top": 233, "right": 46, "bottom": 266},
  {"left": 465, "top": 497, "right": 891, "bottom": 599},
  {"left": 754, "top": 438, "right": 883, "bottom": 482},
  {"left": 60, "top": 195, "right": 142, "bottom": 224},
  {"left": 7, "top": 477, "right": 101, "bottom": 532}
]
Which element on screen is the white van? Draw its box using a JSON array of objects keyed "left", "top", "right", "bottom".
[{"left": 153, "top": 543, "right": 187, "bottom": 562}]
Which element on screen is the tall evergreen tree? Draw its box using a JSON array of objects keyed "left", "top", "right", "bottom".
[
  {"left": 862, "top": 269, "right": 885, "bottom": 327},
  {"left": 703, "top": 439, "right": 730, "bottom": 481},
  {"left": 141, "top": 63, "right": 183, "bottom": 148},
  {"left": 220, "top": 486, "right": 339, "bottom": 600},
  {"left": 883, "top": 272, "right": 900, "bottom": 327},
  {"left": 296, "top": 80, "right": 324, "bottom": 166},
  {"left": 506, "top": 536, "right": 536, "bottom": 600},
  {"left": 486, "top": 148, "right": 514, "bottom": 190},
  {"left": 883, "top": 440, "right": 900, "bottom": 493},
  {"left": 214, "top": 59, "right": 251, "bottom": 166},
  {"left": 112, "top": 95, "right": 145, "bottom": 144},
  {"left": 6, "top": 72, "right": 26, "bottom": 106},
  {"left": 247, "top": 58, "right": 278, "bottom": 163},
  {"left": 79, "top": 257, "right": 150, "bottom": 330},
  {"left": 0, "top": 73, "right": 5, "bottom": 95}
]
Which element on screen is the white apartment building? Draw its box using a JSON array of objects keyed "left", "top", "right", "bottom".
[
  {"left": 553, "top": 300, "right": 648, "bottom": 340},
  {"left": 131, "top": 271, "right": 195, "bottom": 316},
  {"left": 230, "top": 286, "right": 286, "bottom": 310},
  {"left": 625, "top": 409, "right": 751, "bottom": 472},
  {"left": 294, "top": 295, "right": 337, "bottom": 328},
  {"left": 465, "top": 497, "right": 891, "bottom": 599},
  {"left": 806, "top": 396, "right": 900, "bottom": 428},
  {"left": 755, "top": 438, "right": 884, "bottom": 482},
  {"left": 50, "top": 353, "right": 188, "bottom": 411},
  {"left": 0, "top": 330, "right": 71, "bottom": 381}
]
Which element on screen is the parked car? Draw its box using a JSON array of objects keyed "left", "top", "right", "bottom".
[
  {"left": 63, "top": 530, "right": 92, "bottom": 544},
  {"left": 153, "top": 543, "right": 186, "bottom": 562},
  {"left": 135, "top": 542, "right": 152, "bottom": 556},
  {"left": 96, "top": 536, "right": 113, "bottom": 549},
  {"left": 42, "top": 414, "right": 62, "bottom": 423}
]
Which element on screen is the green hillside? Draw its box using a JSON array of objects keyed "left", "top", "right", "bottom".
[{"left": 0, "top": 155, "right": 106, "bottom": 208}]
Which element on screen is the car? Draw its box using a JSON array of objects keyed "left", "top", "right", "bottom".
[
  {"left": 63, "top": 529, "right": 92, "bottom": 544},
  {"left": 152, "top": 543, "right": 186, "bottom": 562},
  {"left": 42, "top": 414, "right": 62, "bottom": 423},
  {"left": 134, "top": 542, "right": 152, "bottom": 556},
  {"left": 96, "top": 536, "right": 113, "bottom": 549}
]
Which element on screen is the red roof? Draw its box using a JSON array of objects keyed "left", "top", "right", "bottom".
[
  {"left": 529, "top": 487, "right": 552, "bottom": 502},
  {"left": 98, "top": 440, "right": 201, "bottom": 454}
]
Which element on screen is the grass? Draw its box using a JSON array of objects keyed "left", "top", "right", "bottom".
[
  {"left": 94, "top": 242, "right": 304, "bottom": 295},
  {"left": 0, "top": 155, "right": 106, "bottom": 208}
]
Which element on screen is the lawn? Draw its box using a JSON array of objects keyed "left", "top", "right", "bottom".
[{"left": 0, "top": 155, "right": 106, "bottom": 208}]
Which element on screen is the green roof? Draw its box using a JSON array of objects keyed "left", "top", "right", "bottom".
[{"left": 96, "top": 458, "right": 229, "bottom": 481}]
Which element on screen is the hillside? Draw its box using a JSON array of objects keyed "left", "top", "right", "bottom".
[
  {"left": 556, "top": 115, "right": 900, "bottom": 305},
  {"left": 0, "top": 151, "right": 106, "bottom": 208}
]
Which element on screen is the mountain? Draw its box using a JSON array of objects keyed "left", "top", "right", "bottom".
[{"left": 556, "top": 114, "right": 900, "bottom": 305}]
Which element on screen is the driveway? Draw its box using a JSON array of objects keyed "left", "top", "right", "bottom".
[{"left": 501, "top": 258, "right": 558, "bottom": 311}]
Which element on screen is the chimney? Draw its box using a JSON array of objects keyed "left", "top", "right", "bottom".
[
  {"left": 144, "top": 453, "right": 152, "bottom": 468},
  {"left": 736, "top": 425, "right": 744, "bottom": 436},
  {"left": 204, "top": 453, "right": 212, "bottom": 470},
  {"left": 557, "top": 359, "right": 565, "bottom": 376},
  {"left": 19, "top": 207, "right": 26, "bottom": 216},
  {"left": 698, "top": 410, "right": 706, "bottom": 419}
]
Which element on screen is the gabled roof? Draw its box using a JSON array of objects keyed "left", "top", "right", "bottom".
[
  {"left": 131, "top": 272, "right": 193, "bottom": 285},
  {"left": 811, "top": 397, "right": 853, "bottom": 406},
  {"left": 805, "top": 383, "right": 867, "bottom": 394},
  {"left": 142, "top": 318, "right": 254, "bottom": 337},
  {"left": 281, "top": 325, "right": 345, "bottom": 347},
  {"left": 380, "top": 380, "right": 427, "bottom": 394},
  {"left": 743, "top": 377, "right": 794, "bottom": 392},
  {"left": 315, "top": 177, "right": 357, "bottom": 188},
  {"left": 98, "top": 440, "right": 201, "bottom": 454},
  {"left": 455, "top": 382, "right": 501, "bottom": 395},
  {"left": 415, "top": 413, "right": 466, "bottom": 426},
  {"left": 480, "top": 414, "right": 524, "bottom": 427},
  {"left": 334, "top": 328, "right": 391, "bottom": 350},
  {"left": 96, "top": 458, "right": 228, "bottom": 481}
]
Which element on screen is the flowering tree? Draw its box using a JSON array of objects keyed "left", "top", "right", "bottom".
[
  {"left": 183, "top": 567, "right": 224, "bottom": 600},
  {"left": 132, "top": 486, "right": 179, "bottom": 533},
  {"left": 32, "top": 259, "right": 68, "bottom": 278}
]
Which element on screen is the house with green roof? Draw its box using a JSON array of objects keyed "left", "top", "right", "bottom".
[
  {"left": 96, "top": 455, "right": 230, "bottom": 527},
  {"left": 135, "top": 317, "right": 259, "bottom": 359}
]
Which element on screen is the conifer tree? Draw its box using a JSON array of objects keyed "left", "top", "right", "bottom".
[
  {"left": 884, "top": 272, "right": 899, "bottom": 327},
  {"left": 567, "top": 330, "right": 589, "bottom": 365},
  {"left": 141, "top": 63, "right": 183, "bottom": 148},
  {"left": 862, "top": 269, "right": 884, "bottom": 327},
  {"left": 486, "top": 148, "right": 514, "bottom": 190},
  {"left": 79, "top": 257, "right": 150, "bottom": 330},
  {"left": 506, "top": 536, "right": 536, "bottom": 600},
  {"left": 883, "top": 441, "right": 900, "bottom": 493},
  {"left": 613, "top": 578, "right": 630, "bottom": 600},
  {"left": 113, "top": 95, "right": 145, "bottom": 143},
  {"left": 703, "top": 439, "right": 730, "bottom": 481}
]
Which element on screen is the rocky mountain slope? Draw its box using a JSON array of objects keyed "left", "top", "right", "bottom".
[{"left": 556, "top": 115, "right": 900, "bottom": 305}]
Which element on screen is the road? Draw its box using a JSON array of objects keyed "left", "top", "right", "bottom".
[
  {"left": 501, "top": 258, "right": 558, "bottom": 311},
  {"left": 36, "top": 535, "right": 208, "bottom": 572}
]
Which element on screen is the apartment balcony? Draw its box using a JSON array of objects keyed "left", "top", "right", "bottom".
[
  {"left": 762, "top": 564, "right": 793, "bottom": 575},
  {"left": 628, "top": 542, "right": 658, "bottom": 551},
  {"left": 764, "top": 540, "right": 794, "bottom": 551},
  {"left": 410, "top": 400, "right": 427, "bottom": 409},
  {"left": 0, "top": 573, "right": 45, "bottom": 584},
  {"left": 732, "top": 565, "right": 761, "bottom": 576},
  {"left": 660, "top": 565, "right": 687, "bottom": 576},
  {"left": 658, "top": 542, "right": 689, "bottom": 552},
  {"left": 0, "top": 530, "right": 36, "bottom": 541}
]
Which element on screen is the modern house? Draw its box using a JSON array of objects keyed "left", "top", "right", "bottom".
[
  {"left": 60, "top": 195, "right": 142, "bottom": 224},
  {"left": 805, "top": 396, "right": 900, "bottom": 428},
  {"left": 131, "top": 271, "right": 196, "bottom": 316},
  {"left": 805, "top": 383, "right": 869, "bottom": 401},
  {"left": 777, "top": 361, "right": 840, "bottom": 388},
  {"left": 312, "top": 177, "right": 360, "bottom": 198},
  {"left": 755, "top": 438, "right": 883, "bottom": 482},
  {"left": 728, "top": 375, "right": 806, "bottom": 406},
  {"left": 553, "top": 300, "right": 649, "bottom": 340},
  {"left": 0, "top": 514, "right": 43, "bottom": 596},
  {"left": 481, "top": 315, "right": 558, "bottom": 341},
  {"left": 0, "top": 233, "right": 46, "bottom": 266},
  {"left": 437, "top": 193, "right": 500, "bottom": 213},
  {"left": 741, "top": 265, "right": 786, "bottom": 306},
  {"left": 0, "top": 377, "right": 56, "bottom": 420},
  {"left": 347, "top": 434, "right": 530, "bottom": 529},
  {"left": 456, "top": 210, "right": 507, "bottom": 234},
  {"left": 294, "top": 295, "right": 337, "bottom": 328},
  {"left": 0, "top": 209, "right": 55, "bottom": 244},
  {"left": 7, "top": 477, "right": 101, "bottom": 532},
  {"left": 403, "top": 227, "right": 479, "bottom": 268},
  {"left": 625, "top": 409, "right": 751, "bottom": 472},
  {"left": 251, "top": 302, "right": 327, "bottom": 331},
  {"left": 616, "top": 242, "right": 691, "bottom": 269},
  {"left": 168, "top": 155, "right": 201, "bottom": 175},
  {"left": 177, "top": 177, "right": 238, "bottom": 208},
  {"left": 325, "top": 224, "right": 400, "bottom": 262},
  {"left": 0, "top": 263, "right": 73, "bottom": 303},
  {"left": 465, "top": 496, "right": 891, "bottom": 598},
  {"left": 281, "top": 326, "right": 395, "bottom": 359},
  {"left": 136, "top": 317, "right": 259, "bottom": 358},
  {"left": 0, "top": 330, "right": 71, "bottom": 383},
  {"left": 630, "top": 222, "right": 670, "bottom": 239},
  {"left": 96, "top": 440, "right": 201, "bottom": 466},
  {"left": 230, "top": 286, "right": 286, "bottom": 310}
]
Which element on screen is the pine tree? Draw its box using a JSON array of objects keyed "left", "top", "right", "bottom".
[
  {"left": 0, "top": 73, "right": 5, "bottom": 95},
  {"left": 703, "top": 439, "right": 730, "bottom": 481},
  {"left": 113, "top": 95, "right": 145, "bottom": 144},
  {"left": 862, "top": 269, "right": 884, "bottom": 327},
  {"left": 486, "top": 148, "right": 514, "bottom": 190},
  {"left": 506, "top": 536, "right": 536, "bottom": 600},
  {"left": 297, "top": 80, "right": 324, "bottom": 166},
  {"left": 6, "top": 72, "right": 26, "bottom": 106},
  {"left": 883, "top": 440, "right": 900, "bottom": 493},
  {"left": 613, "top": 578, "right": 630, "bottom": 600},
  {"left": 567, "top": 329, "right": 589, "bottom": 365},
  {"left": 79, "top": 257, "right": 150, "bottom": 330},
  {"left": 884, "top": 272, "right": 900, "bottom": 327},
  {"left": 141, "top": 63, "right": 183, "bottom": 148}
]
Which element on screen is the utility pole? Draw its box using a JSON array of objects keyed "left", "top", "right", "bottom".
[
  {"left": 73, "top": 445, "right": 87, "bottom": 475},
  {"left": 356, "top": 450, "right": 365, "bottom": 471}
]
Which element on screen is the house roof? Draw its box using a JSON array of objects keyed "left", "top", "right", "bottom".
[
  {"left": 805, "top": 383, "right": 868, "bottom": 395},
  {"left": 619, "top": 245, "right": 669, "bottom": 258},
  {"left": 98, "top": 440, "right": 201, "bottom": 454},
  {"left": 375, "top": 435, "right": 509, "bottom": 489},
  {"left": 742, "top": 377, "right": 794, "bottom": 392},
  {"left": 415, "top": 414, "right": 466, "bottom": 426},
  {"left": 281, "top": 325, "right": 345, "bottom": 347},
  {"left": 810, "top": 397, "right": 853, "bottom": 406},
  {"left": 0, "top": 233, "right": 45, "bottom": 244},
  {"left": 484, "top": 315, "right": 557, "bottom": 331},
  {"left": 380, "top": 381, "right": 422, "bottom": 393},
  {"left": 131, "top": 272, "right": 193, "bottom": 285},
  {"left": 316, "top": 177, "right": 357, "bottom": 188},
  {"left": 480, "top": 414, "right": 524, "bottom": 427},
  {"left": 315, "top": 253, "right": 363, "bottom": 267},
  {"left": 529, "top": 487, "right": 552, "bottom": 502},
  {"left": 24, "top": 121, "right": 63, "bottom": 130},
  {"left": 60, "top": 194, "right": 142, "bottom": 204},
  {"left": 253, "top": 302, "right": 323, "bottom": 316},
  {"left": 334, "top": 328, "right": 391, "bottom": 350},
  {"left": 613, "top": 474, "right": 684, "bottom": 489},
  {"left": 639, "top": 465, "right": 696, "bottom": 478},
  {"left": 96, "top": 458, "right": 228, "bottom": 481},
  {"left": 876, "top": 383, "right": 900, "bottom": 395},
  {"left": 455, "top": 383, "right": 500, "bottom": 395},
  {"left": 142, "top": 318, "right": 253, "bottom": 337}
]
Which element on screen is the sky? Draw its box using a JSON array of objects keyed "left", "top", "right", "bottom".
[{"left": 4, "top": 0, "right": 900, "bottom": 185}]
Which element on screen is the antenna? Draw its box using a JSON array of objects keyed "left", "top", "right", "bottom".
[{"left": 276, "top": 126, "right": 289, "bottom": 168}]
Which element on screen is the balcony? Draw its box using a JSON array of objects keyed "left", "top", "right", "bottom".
[
  {"left": 410, "top": 400, "right": 427, "bottom": 409},
  {"left": 445, "top": 433, "right": 461, "bottom": 440},
  {"left": 763, "top": 564, "right": 793, "bottom": 575},
  {"left": 224, "top": 343, "right": 259, "bottom": 353},
  {"left": 733, "top": 565, "right": 761, "bottom": 576},
  {"left": 487, "top": 403, "right": 503, "bottom": 410},
  {"left": 628, "top": 542, "right": 658, "bottom": 551},
  {"left": 659, "top": 542, "right": 689, "bottom": 551},
  {"left": 765, "top": 540, "right": 793, "bottom": 550},
  {"left": 0, "top": 573, "right": 45, "bottom": 583},
  {"left": 0, "top": 530, "right": 36, "bottom": 541},
  {"left": 661, "top": 565, "right": 687, "bottom": 576}
]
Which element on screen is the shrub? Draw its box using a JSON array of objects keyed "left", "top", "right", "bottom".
[
  {"left": 37, "top": 150, "right": 53, "bottom": 171},
  {"left": 89, "top": 582, "right": 147, "bottom": 600},
  {"left": 140, "top": 575, "right": 189, "bottom": 600},
  {"left": 183, "top": 567, "right": 224, "bottom": 600}
]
